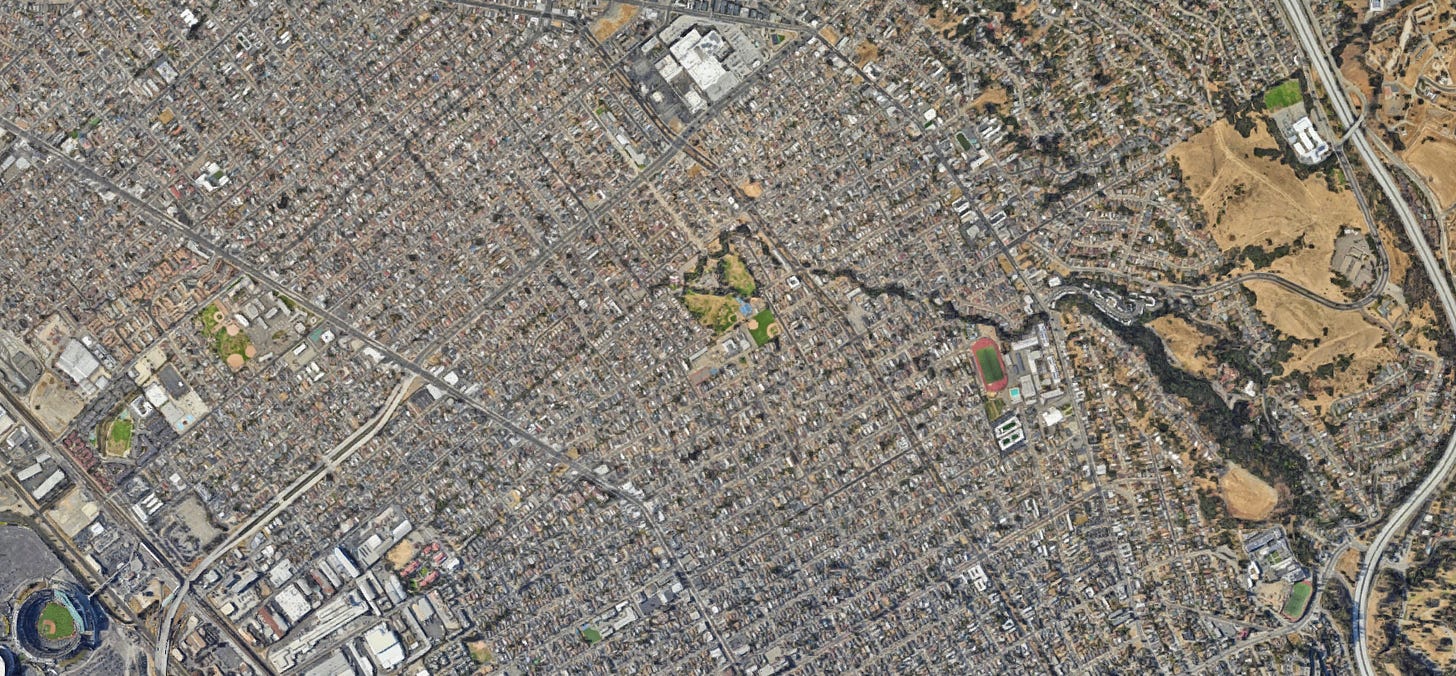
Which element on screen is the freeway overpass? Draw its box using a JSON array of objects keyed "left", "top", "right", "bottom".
[{"left": 1274, "top": 0, "right": 1456, "bottom": 674}]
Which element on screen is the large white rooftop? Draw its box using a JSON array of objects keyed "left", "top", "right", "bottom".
[{"left": 55, "top": 339, "right": 99, "bottom": 384}]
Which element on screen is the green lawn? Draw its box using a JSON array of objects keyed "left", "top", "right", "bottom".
[
  {"left": 38, "top": 601, "right": 76, "bottom": 639},
  {"left": 1282, "top": 581, "right": 1313, "bottom": 619},
  {"left": 581, "top": 627, "right": 603, "bottom": 644},
  {"left": 107, "top": 417, "right": 134, "bottom": 456},
  {"left": 748, "top": 309, "right": 778, "bottom": 346},
  {"left": 984, "top": 396, "right": 1007, "bottom": 421},
  {"left": 720, "top": 254, "right": 757, "bottom": 297},
  {"left": 975, "top": 346, "right": 1005, "bottom": 385},
  {"left": 684, "top": 293, "right": 740, "bottom": 333},
  {"left": 199, "top": 303, "right": 221, "bottom": 334},
  {"left": 197, "top": 303, "right": 253, "bottom": 362},
  {"left": 955, "top": 132, "right": 973, "bottom": 151},
  {"left": 109, "top": 418, "right": 133, "bottom": 444},
  {"left": 1264, "top": 79, "right": 1303, "bottom": 110}
]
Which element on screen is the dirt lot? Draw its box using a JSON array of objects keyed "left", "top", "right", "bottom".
[
  {"left": 1340, "top": 43, "right": 1376, "bottom": 111},
  {"left": 853, "top": 40, "right": 880, "bottom": 67},
  {"left": 588, "top": 3, "right": 639, "bottom": 41},
  {"left": 1254, "top": 580, "right": 1290, "bottom": 609},
  {"left": 923, "top": 7, "right": 963, "bottom": 31},
  {"left": 1220, "top": 463, "right": 1278, "bottom": 520},
  {"left": 1245, "top": 279, "right": 1393, "bottom": 408},
  {"left": 1148, "top": 315, "right": 1215, "bottom": 378},
  {"left": 1168, "top": 119, "right": 1365, "bottom": 300},
  {"left": 1404, "top": 136, "right": 1456, "bottom": 210},
  {"left": 25, "top": 372, "right": 84, "bottom": 435},
  {"left": 48, "top": 487, "right": 98, "bottom": 538},
  {"left": 971, "top": 85, "right": 1009, "bottom": 111},
  {"left": 386, "top": 539, "right": 416, "bottom": 569}
]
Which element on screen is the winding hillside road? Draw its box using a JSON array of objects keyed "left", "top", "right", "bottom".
[{"left": 1274, "top": 0, "right": 1456, "bottom": 673}]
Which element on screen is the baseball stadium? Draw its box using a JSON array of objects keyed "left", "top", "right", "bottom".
[
  {"left": 0, "top": 646, "right": 16, "bottom": 676},
  {"left": 12, "top": 581, "right": 101, "bottom": 660}
]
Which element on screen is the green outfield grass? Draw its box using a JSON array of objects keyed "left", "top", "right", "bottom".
[
  {"left": 106, "top": 417, "right": 134, "bottom": 456},
  {"left": 1264, "top": 80, "right": 1302, "bottom": 110},
  {"left": 38, "top": 601, "right": 76, "bottom": 639},
  {"left": 748, "top": 309, "right": 778, "bottom": 346}
]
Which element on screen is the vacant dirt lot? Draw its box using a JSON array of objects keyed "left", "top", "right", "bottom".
[
  {"left": 1169, "top": 119, "right": 1365, "bottom": 300},
  {"left": 1245, "top": 280, "right": 1393, "bottom": 408},
  {"left": 588, "top": 3, "right": 639, "bottom": 41},
  {"left": 386, "top": 539, "right": 416, "bottom": 569},
  {"left": 853, "top": 40, "right": 880, "bottom": 67},
  {"left": 1148, "top": 315, "right": 1215, "bottom": 378},
  {"left": 1405, "top": 137, "right": 1456, "bottom": 210},
  {"left": 1220, "top": 463, "right": 1278, "bottom": 520},
  {"left": 923, "top": 7, "right": 962, "bottom": 32},
  {"left": 1337, "top": 548, "right": 1362, "bottom": 585},
  {"left": 26, "top": 372, "right": 84, "bottom": 435},
  {"left": 971, "top": 85, "right": 1009, "bottom": 111},
  {"left": 1339, "top": 43, "right": 1376, "bottom": 112}
]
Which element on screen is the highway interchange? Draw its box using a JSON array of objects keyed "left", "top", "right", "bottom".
[
  {"left": 1274, "top": 0, "right": 1456, "bottom": 673},
  {"left": 0, "top": 25, "right": 788, "bottom": 669},
  {"left": 2, "top": 0, "right": 1454, "bottom": 671}
]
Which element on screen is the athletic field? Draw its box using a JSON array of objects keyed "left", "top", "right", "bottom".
[
  {"left": 1264, "top": 79, "right": 1302, "bottom": 110},
  {"left": 1281, "top": 581, "right": 1313, "bottom": 619},
  {"left": 38, "top": 601, "right": 76, "bottom": 639},
  {"left": 971, "top": 337, "right": 1008, "bottom": 392}
]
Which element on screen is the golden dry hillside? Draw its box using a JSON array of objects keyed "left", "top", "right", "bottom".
[
  {"left": 1220, "top": 463, "right": 1278, "bottom": 521},
  {"left": 1244, "top": 279, "right": 1393, "bottom": 409},
  {"left": 1147, "top": 315, "right": 1216, "bottom": 379},
  {"left": 1169, "top": 119, "right": 1364, "bottom": 300}
]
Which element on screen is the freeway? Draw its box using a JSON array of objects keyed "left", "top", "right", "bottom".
[
  {"left": 152, "top": 375, "right": 416, "bottom": 675},
  {"left": 0, "top": 26, "right": 809, "bottom": 669},
  {"left": 0, "top": 383, "right": 272, "bottom": 675},
  {"left": 1274, "top": 0, "right": 1456, "bottom": 674}
]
